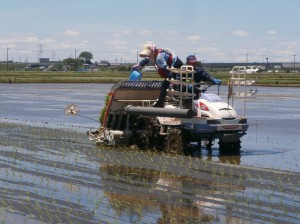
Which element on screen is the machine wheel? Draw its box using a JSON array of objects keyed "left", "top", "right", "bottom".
[
  {"left": 165, "top": 129, "right": 183, "bottom": 154},
  {"left": 219, "top": 140, "right": 241, "bottom": 155},
  {"left": 165, "top": 128, "right": 193, "bottom": 154},
  {"left": 203, "top": 138, "right": 213, "bottom": 150},
  {"left": 139, "top": 117, "right": 164, "bottom": 150},
  {"left": 206, "top": 141, "right": 213, "bottom": 150}
]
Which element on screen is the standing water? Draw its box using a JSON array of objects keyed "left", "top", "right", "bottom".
[{"left": 0, "top": 83, "right": 299, "bottom": 223}]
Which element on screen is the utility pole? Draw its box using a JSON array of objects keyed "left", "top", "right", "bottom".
[
  {"left": 6, "top": 48, "right": 9, "bottom": 72},
  {"left": 74, "top": 49, "right": 77, "bottom": 72},
  {"left": 51, "top": 52, "right": 56, "bottom": 61},
  {"left": 38, "top": 44, "right": 43, "bottom": 62},
  {"left": 293, "top": 54, "right": 296, "bottom": 74}
]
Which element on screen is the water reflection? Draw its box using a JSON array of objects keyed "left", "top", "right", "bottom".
[
  {"left": 192, "top": 145, "right": 242, "bottom": 165},
  {"left": 0, "top": 122, "right": 299, "bottom": 223},
  {"left": 96, "top": 146, "right": 300, "bottom": 223},
  {"left": 100, "top": 164, "right": 233, "bottom": 223}
]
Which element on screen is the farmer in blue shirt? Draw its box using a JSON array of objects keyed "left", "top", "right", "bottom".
[
  {"left": 184, "top": 55, "right": 222, "bottom": 99},
  {"left": 185, "top": 55, "right": 221, "bottom": 84},
  {"left": 133, "top": 42, "right": 183, "bottom": 107}
]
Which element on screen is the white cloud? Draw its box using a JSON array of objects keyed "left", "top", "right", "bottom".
[
  {"left": 276, "top": 41, "right": 300, "bottom": 58},
  {"left": 195, "top": 47, "right": 224, "bottom": 56},
  {"left": 0, "top": 33, "right": 39, "bottom": 46},
  {"left": 62, "top": 30, "right": 80, "bottom": 36},
  {"left": 232, "top": 30, "right": 249, "bottom": 37},
  {"left": 267, "top": 30, "right": 277, "bottom": 35},
  {"left": 104, "top": 40, "right": 128, "bottom": 50},
  {"left": 60, "top": 41, "right": 73, "bottom": 49},
  {"left": 55, "top": 40, "right": 89, "bottom": 50},
  {"left": 24, "top": 36, "right": 39, "bottom": 43},
  {"left": 138, "top": 30, "right": 152, "bottom": 35},
  {"left": 41, "top": 38, "right": 56, "bottom": 44},
  {"left": 187, "top": 35, "right": 202, "bottom": 43},
  {"left": 115, "top": 30, "right": 132, "bottom": 37},
  {"left": 191, "top": 46, "right": 225, "bottom": 62},
  {"left": 158, "top": 31, "right": 178, "bottom": 36}
]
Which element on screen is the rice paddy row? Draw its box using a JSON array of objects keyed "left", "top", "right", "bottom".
[{"left": 0, "top": 122, "right": 299, "bottom": 223}]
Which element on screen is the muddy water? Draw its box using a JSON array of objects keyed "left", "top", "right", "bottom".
[{"left": 0, "top": 83, "right": 299, "bottom": 223}]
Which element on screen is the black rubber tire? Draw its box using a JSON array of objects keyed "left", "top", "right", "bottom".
[{"left": 219, "top": 140, "right": 241, "bottom": 155}]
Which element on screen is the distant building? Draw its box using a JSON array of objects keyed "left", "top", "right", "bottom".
[
  {"left": 39, "top": 58, "right": 50, "bottom": 63},
  {"left": 203, "top": 62, "right": 283, "bottom": 71},
  {"left": 25, "top": 58, "right": 60, "bottom": 70},
  {"left": 109, "top": 62, "right": 121, "bottom": 67},
  {"left": 97, "top": 60, "right": 111, "bottom": 67},
  {"left": 282, "top": 62, "right": 300, "bottom": 71}
]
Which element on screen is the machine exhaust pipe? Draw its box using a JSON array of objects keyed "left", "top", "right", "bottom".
[{"left": 124, "top": 106, "right": 194, "bottom": 118}]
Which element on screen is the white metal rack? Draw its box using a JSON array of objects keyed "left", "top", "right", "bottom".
[
  {"left": 167, "top": 65, "right": 196, "bottom": 110},
  {"left": 229, "top": 66, "right": 248, "bottom": 116}
]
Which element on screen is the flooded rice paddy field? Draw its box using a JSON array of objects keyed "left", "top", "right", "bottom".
[{"left": 0, "top": 83, "right": 299, "bottom": 223}]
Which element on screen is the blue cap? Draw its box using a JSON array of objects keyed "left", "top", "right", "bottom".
[{"left": 186, "top": 55, "right": 198, "bottom": 63}]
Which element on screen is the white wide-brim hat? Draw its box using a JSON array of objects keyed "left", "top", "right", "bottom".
[{"left": 139, "top": 42, "right": 156, "bottom": 57}]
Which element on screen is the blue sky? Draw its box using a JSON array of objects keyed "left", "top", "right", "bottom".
[{"left": 1, "top": 0, "right": 299, "bottom": 63}]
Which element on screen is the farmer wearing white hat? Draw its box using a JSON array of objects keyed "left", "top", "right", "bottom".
[{"left": 133, "top": 42, "right": 183, "bottom": 107}]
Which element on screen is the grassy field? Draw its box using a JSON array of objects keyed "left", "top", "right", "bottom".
[{"left": 1, "top": 70, "right": 300, "bottom": 86}]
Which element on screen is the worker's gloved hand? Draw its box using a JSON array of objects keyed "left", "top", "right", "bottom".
[
  {"left": 212, "top": 79, "right": 222, "bottom": 85},
  {"left": 132, "top": 64, "right": 141, "bottom": 70}
]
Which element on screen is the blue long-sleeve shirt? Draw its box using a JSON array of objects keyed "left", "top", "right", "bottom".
[
  {"left": 138, "top": 50, "right": 180, "bottom": 78},
  {"left": 193, "top": 66, "right": 215, "bottom": 83},
  {"left": 173, "top": 66, "right": 215, "bottom": 83},
  {"left": 139, "top": 50, "right": 178, "bottom": 69},
  {"left": 139, "top": 50, "right": 178, "bottom": 70}
]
